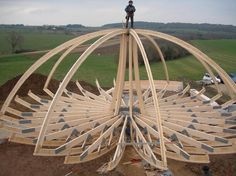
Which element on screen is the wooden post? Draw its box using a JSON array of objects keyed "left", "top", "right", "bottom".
[
  {"left": 109, "top": 35, "right": 125, "bottom": 112},
  {"left": 114, "top": 35, "right": 128, "bottom": 114},
  {"left": 128, "top": 34, "right": 134, "bottom": 116},
  {"left": 132, "top": 37, "right": 145, "bottom": 114}
]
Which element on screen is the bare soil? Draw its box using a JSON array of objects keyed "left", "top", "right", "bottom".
[
  {"left": 0, "top": 73, "right": 99, "bottom": 102},
  {"left": 1, "top": 143, "right": 235, "bottom": 176}
]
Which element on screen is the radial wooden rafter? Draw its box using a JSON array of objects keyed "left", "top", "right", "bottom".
[{"left": 0, "top": 29, "right": 236, "bottom": 172}]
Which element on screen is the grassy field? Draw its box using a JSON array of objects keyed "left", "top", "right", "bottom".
[
  {"left": 0, "top": 53, "right": 118, "bottom": 87},
  {"left": 0, "top": 29, "right": 74, "bottom": 55},
  {"left": 191, "top": 39, "right": 236, "bottom": 72},
  {"left": 0, "top": 39, "right": 235, "bottom": 87}
]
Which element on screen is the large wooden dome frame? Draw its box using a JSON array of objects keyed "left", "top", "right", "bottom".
[{"left": 1, "top": 29, "right": 236, "bottom": 172}]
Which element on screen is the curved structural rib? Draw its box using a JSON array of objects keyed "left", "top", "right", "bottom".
[
  {"left": 142, "top": 34, "right": 169, "bottom": 83},
  {"left": 136, "top": 29, "right": 236, "bottom": 98},
  {"left": 0, "top": 29, "right": 118, "bottom": 114},
  {"left": 130, "top": 29, "right": 167, "bottom": 169},
  {"left": 0, "top": 28, "right": 236, "bottom": 173},
  {"left": 34, "top": 29, "right": 127, "bottom": 153}
]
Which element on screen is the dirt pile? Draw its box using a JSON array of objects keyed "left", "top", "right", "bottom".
[
  {"left": 0, "top": 142, "right": 118, "bottom": 176},
  {"left": 0, "top": 73, "right": 99, "bottom": 102}
]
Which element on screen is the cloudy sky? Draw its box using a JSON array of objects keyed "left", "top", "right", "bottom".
[{"left": 0, "top": 0, "right": 235, "bottom": 26}]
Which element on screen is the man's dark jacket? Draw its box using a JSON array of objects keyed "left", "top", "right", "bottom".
[{"left": 125, "top": 5, "right": 136, "bottom": 16}]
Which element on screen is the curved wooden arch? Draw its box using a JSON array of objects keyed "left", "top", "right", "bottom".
[
  {"left": 44, "top": 34, "right": 115, "bottom": 89},
  {"left": 0, "top": 29, "right": 118, "bottom": 114},
  {"left": 135, "top": 33, "right": 225, "bottom": 96},
  {"left": 143, "top": 34, "right": 221, "bottom": 94},
  {"left": 130, "top": 29, "right": 167, "bottom": 169},
  {"left": 141, "top": 34, "right": 170, "bottom": 83},
  {"left": 1, "top": 28, "right": 236, "bottom": 173},
  {"left": 136, "top": 29, "right": 236, "bottom": 98},
  {"left": 44, "top": 42, "right": 86, "bottom": 89},
  {"left": 34, "top": 29, "right": 127, "bottom": 153}
]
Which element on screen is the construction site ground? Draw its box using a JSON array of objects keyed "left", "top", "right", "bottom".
[{"left": 0, "top": 74, "right": 235, "bottom": 176}]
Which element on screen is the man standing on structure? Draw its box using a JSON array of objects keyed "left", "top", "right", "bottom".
[{"left": 125, "top": 1, "right": 136, "bottom": 28}]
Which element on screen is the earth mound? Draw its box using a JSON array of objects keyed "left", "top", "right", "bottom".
[{"left": 0, "top": 74, "right": 99, "bottom": 102}]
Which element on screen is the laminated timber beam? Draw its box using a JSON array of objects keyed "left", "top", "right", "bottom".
[{"left": 1, "top": 28, "right": 235, "bottom": 172}]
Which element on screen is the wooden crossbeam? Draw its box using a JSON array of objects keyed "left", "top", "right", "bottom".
[{"left": 130, "top": 115, "right": 166, "bottom": 170}]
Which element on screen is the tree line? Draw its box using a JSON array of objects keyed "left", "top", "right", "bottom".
[{"left": 140, "top": 39, "right": 189, "bottom": 64}]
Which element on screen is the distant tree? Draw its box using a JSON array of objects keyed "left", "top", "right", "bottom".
[
  {"left": 7, "top": 31, "right": 24, "bottom": 53},
  {"left": 164, "top": 46, "right": 174, "bottom": 60}
]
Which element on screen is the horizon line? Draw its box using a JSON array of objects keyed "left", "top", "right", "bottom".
[{"left": 0, "top": 21, "right": 235, "bottom": 28}]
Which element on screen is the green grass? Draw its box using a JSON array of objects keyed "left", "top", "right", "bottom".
[
  {"left": 0, "top": 39, "right": 235, "bottom": 87},
  {"left": 134, "top": 39, "right": 236, "bottom": 83},
  {"left": 0, "top": 53, "right": 118, "bottom": 87},
  {"left": 0, "top": 29, "right": 75, "bottom": 54},
  {"left": 190, "top": 39, "right": 236, "bottom": 72},
  {"left": 0, "top": 54, "right": 40, "bottom": 84}
]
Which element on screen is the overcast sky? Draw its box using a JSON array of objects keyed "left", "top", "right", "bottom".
[{"left": 0, "top": 0, "right": 235, "bottom": 26}]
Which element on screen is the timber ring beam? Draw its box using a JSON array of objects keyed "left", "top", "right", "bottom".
[{"left": 1, "top": 28, "right": 236, "bottom": 172}]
